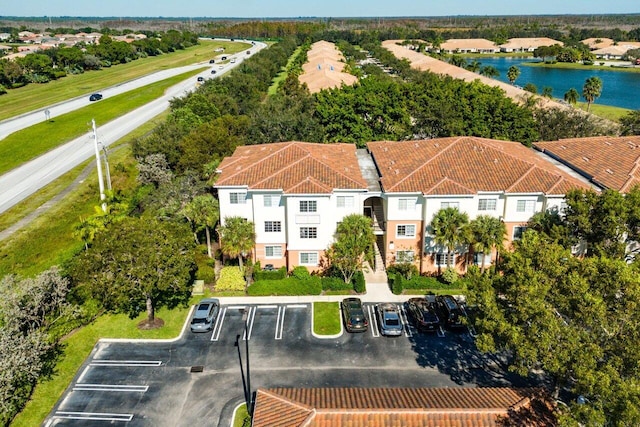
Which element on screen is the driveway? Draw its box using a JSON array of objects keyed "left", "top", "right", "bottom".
[{"left": 45, "top": 301, "right": 527, "bottom": 426}]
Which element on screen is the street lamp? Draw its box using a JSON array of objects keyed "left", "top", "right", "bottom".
[{"left": 234, "top": 307, "right": 252, "bottom": 415}]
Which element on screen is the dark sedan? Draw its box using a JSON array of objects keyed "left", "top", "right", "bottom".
[
  {"left": 405, "top": 297, "right": 440, "bottom": 332},
  {"left": 89, "top": 93, "right": 103, "bottom": 101},
  {"left": 341, "top": 297, "right": 368, "bottom": 332}
]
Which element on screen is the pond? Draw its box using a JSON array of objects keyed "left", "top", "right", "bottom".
[{"left": 474, "top": 57, "right": 640, "bottom": 110}]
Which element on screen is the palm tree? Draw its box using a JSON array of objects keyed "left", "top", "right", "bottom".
[
  {"left": 469, "top": 215, "right": 507, "bottom": 273},
  {"left": 480, "top": 65, "right": 499, "bottom": 78},
  {"left": 507, "top": 65, "right": 521, "bottom": 85},
  {"left": 582, "top": 76, "right": 603, "bottom": 112},
  {"left": 217, "top": 216, "right": 256, "bottom": 271},
  {"left": 542, "top": 86, "right": 553, "bottom": 99},
  {"left": 466, "top": 60, "right": 481, "bottom": 73},
  {"left": 181, "top": 194, "right": 219, "bottom": 258},
  {"left": 564, "top": 88, "right": 579, "bottom": 106},
  {"left": 449, "top": 55, "right": 467, "bottom": 68},
  {"left": 430, "top": 208, "right": 470, "bottom": 269}
]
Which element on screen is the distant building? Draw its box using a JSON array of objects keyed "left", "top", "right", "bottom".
[
  {"left": 438, "top": 38, "right": 499, "bottom": 54},
  {"left": 499, "top": 37, "right": 563, "bottom": 53}
]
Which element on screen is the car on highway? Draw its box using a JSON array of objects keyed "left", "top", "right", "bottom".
[
  {"left": 435, "top": 295, "right": 465, "bottom": 329},
  {"left": 209, "top": 59, "right": 215, "bottom": 64},
  {"left": 341, "top": 297, "right": 368, "bottom": 332},
  {"left": 230, "top": 58, "right": 236, "bottom": 63},
  {"left": 197, "top": 76, "right": 205, "bottom": 82},
  {"left": 89, "top": 93, "right": 103, "bottom": 101},
  {"left": 405, "top": 297, "right": 440, "bottom": 332},
  {"left": 211, "top": 70, "right": 216, "bottom": 74},
  {"left": 376, "top": 303, "right": 402, "bottom": 336},
  {"left": 246, "top": 50, "right": 251, "bottom": 54},
  {"left": 190, "top": 298, "right": 220, "bottom": 333}
]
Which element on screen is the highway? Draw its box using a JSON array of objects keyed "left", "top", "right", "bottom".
[{"left": 0, "top": 41, "right": 265, "bottom": 214}]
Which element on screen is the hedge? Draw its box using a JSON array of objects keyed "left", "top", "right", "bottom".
[
  {"left": 389, "top": 273, "right": 449, "bottom": 295},
  {"left": 254, "top": 266, "right": 287, "bottom": 281},
  {"left": 216, "top": 266, "right": 245, "bottom": 291},
  {"left": 352, "top": 271, "right": 365, "bottom": 293},
  {"left": 321, "top": 277, "right": 352, "bottom": 291},
  {"left": 248, "top": 277, "right": 322, "bottom": 296}
]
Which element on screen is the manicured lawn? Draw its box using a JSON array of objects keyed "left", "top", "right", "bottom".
[
  {"left": 0, "top": 68, "right": 203, "bottom": 175},
  {"left": 575, "top": 102, "right": 632, "bottom": 122},
  {"left": 313, "top": 302, "right": 341, "bottom": 336},
  {"left": 523, "top": 61, "right": 640, "bottom": 73},
  {"left": 0, "top": 40, "right": 251, "bottom": 120},
  {"left": 11, "top": 298, "right": 201, "bottom": 427},
  {"left": 233, "top": 404, "right": 250, "bottom": 427}
]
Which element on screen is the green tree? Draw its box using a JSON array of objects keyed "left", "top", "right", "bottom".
[
  {"left": 468, "top": 215, "right": 506, "bottom": 273},
  {"left": 69, "top": 217, "right": 197, "bottom": 326},
  {"left": 430, "top": 208, "right": 469, "bottom": 268},
  {"left": 523, "top": 82, "right": 538, "bottom": 94},
  {"left": 620, "top": 110, "right": 640, "bottom": 136},
  {"left": 181, "top": 194, "right": 219, "bottom": 258},
  {"left": 563, "top": 87, "right": 579, "bottom": 105},
  {"left": 507, "top": 65, "right": 521, "bottom": 85},
  {"left": 325, "top": 214, "right": 375, "bottom": 284},
  {"left": 479, "top": 65, "right": 499, "bottom": 78},
  {"left": 582, "top": 76, "right": 603, "bottom": 112},
  {"left": 218, "top": 216, "right": 256, "bottom": 271},
  {"left": 466, "top": 60, "right": 481, "bottom": 72},
  {"left": 542, "top": 86, "right": 553, "bottom": 98}
]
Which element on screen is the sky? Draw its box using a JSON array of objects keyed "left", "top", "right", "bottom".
[{"left": 2, "top": 0, "right": 639, "bottom": 18}]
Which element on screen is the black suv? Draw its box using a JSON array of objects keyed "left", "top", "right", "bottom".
[
  {"left": 89, "top": 93, "right": 103, "bottom": 101},
  {"left": 341, "top": 297, "right": 368, "bottom": 332},
  {"left": 405, "top": 297, "right": 440, "bottom": 332},
  {"left": 435, "top": 295, "right": 465, "bottom": 329}
]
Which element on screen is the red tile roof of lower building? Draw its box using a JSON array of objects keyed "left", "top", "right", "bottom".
[
  {"left": 368, "top": 137, "right": 590, "bottom": 195},
  {"left": 251, "top": 387, "right": 556, "bottom": 427},
  {"left": 215, "top": 142, "right": 367, "bottom": 194},
  {"left": 534, "top": 136, "right": 640, "bottom": 192}
]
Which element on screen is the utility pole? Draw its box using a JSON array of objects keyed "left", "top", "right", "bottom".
[
  {"left": 91, "top": 119, "right": 107, "bottom": 212},
  {"left": 100, "top": 143, "right": 112, "bottom": 191}
]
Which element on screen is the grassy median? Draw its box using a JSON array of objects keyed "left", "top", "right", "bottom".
[{"left": 313, "top": 302, "right": 341, "bottom": 336}]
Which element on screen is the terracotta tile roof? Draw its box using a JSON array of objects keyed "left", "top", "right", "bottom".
[
  {"left": 499, "top": 37, "right": 563, "bottom": 49},
  {"left": 368, "top": 137, "right": 590, "bottom": 195},
  {"left": 251, "top": 387, "right": 556, "bottom": 427},
  {"left": 440, "top": 38, "right": 498, "bottom": 51},
  {"left": 534, "top": 136, "right": 640, "bottom": 192},
  {"left": 215, "top": 142, "right": 367, "bottom": 194},
  {"left": 299, "top": 40, "right": 358, "bottom": 93}
]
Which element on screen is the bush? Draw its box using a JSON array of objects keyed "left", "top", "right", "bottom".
[
  {"left": 389, "top": 273, "right": 404, "bottom": 295},
  {"left": 0, "top": 84, "right": 6, "bottom": 95},
  {"left": 403, "top": 275, "right": 442, "bottom": 289},
  {"left": 248, "top": 277, "right": 322, "bottom": 296},
  {"left": 291, "top": 266, "right": 311, "bottom": 280},
  {"left": 352, "top": 270, "right": 365, "bottom": 293},
  {"left": 321, "top": 276, "right": 351, "bottom": 291},
  {"left": 441, "top": 267, "right": 459, "bottom": 285},
  {"left": 254, "top": 266, "right": 287, "bottom": 281},
  {"left": 215, "top": 266, "right": 245, "bottom": 291},
  {"left": 387, "top": 262, "right": 419, "bottom": 279}
]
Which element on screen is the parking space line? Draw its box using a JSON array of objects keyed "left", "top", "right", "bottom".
[
  {"left": 210, "top": 306, "right": 226, "bottom": 341},
  {"left": 368, "top": 305, "right": 380, "bottom": 337},
  {"left": 73, "top": 384, "right": 149, "bottom": 392},
  {"left": 286, "top": 304, "right": 308, "bottom": 309},
  {"left": 90, "top": 360, "right": 162, "bottom": 367},
  {"left": 242, "top": 306, "right": 257, "bottom": 341},
  {"left": 399, "top": 305, "right": 413, "bottom": 338},
  {"left": 77, "top": 365, "right": 90, "bottom": 383},
  {"left": 54, "top": 411, "right": 133, "bottom": 422},
  {"left": 437, "top": 326, "right": 446, "bottom": 338},
  {"left": 257, "top": 304, "right": 278, "bottom": 309},
  {"left": 275, "top": 305, "right": 286, "bottom": 340}
]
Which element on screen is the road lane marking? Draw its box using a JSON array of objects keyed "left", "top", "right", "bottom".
[
  {"left": 275, "top": 305, "right": 286, "bottom": 340},
  {"left": 54, "top": 411, "right": 133, "bottom": 421},
  {"left": 210, "top": 306, "right": 226, "bottom": 341},
  {"left": 90, "top": 360, "right": 162, "bottom": 367},
  {"left": 368, "top": 305, "right": 380, "bottom": 337},
  {"left": 73, "top": 384, "right": 149, "bottom": 392}
]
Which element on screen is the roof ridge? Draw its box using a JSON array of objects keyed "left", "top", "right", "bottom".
[
  {"left": 621, "top": 157, "right": 640, "bottom": 192},
  {"left": 386, "top": 138, "right": 461, "bottom": 191},
  {"left": 250, "top": 148, "right": 312, "bottom": 189},
  {"left": 313, "top": 408, "right": 511, "bottom": 414},
  {"left": 217, "top": 142, "right": 301, "bottom": 184},
  {"left": 505, "top": 166, "right": 535, "bottom": 192},
  {"left": 287, "top": 175, "right": 333, "bottom": 194},
  {"left": 426, "top": 176, "right": 476, "bottom": 195},
  {"left": 307, "top": 155, "right": 367, "bottom": 189},
  {"left": 261, "top": 389, "right": 315, "bottom": 412}
]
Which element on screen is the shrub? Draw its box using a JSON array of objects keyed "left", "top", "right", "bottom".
[
  {"left": 352, "top": 271, "right": 365, "bottom": 293},
  {"left": 389, "top": 273, "right": 404, "bottom": 295},
  {"left": 291, "top": 266, "right": 311, "bottom": 280},
  {"left": 387, "top": 262, "right": 419, "bottom": 279},
  {"left": 403, "top": 275, "right": 442, "bottom": 289},
  {"left": 321, "top": 276, "right": 351, "bottom": 291},
  {"left": 248, "top": 277, "right": 321, "bottom": 296},
  {"left": 254, "top": 266, "right": 287, "bottom": 281},
  {"left": 441, "top": 267, "right": 459, "bottom": 285},
  {"left": 0, "top": 84, "right": 6, "bottom": 95},
  {"left": 215, "top": 266, "right": 245, "bottom": 291}
]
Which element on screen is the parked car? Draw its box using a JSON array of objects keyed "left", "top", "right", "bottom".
[
  {"left": 341, "top": 298, "right": 368, "bottom": 333},
  {"left": 89, "top": 93, "right": 103, "bottom": 101},
  {"left": 405, "top": 297, "right": 440, "bottom": 332},
  {"left": 197, "top": 76, "right": 204, "bottom": 82},
  {"left": 262, "top": 264, "right": 275, "bottom": 271},
  {"left": 434, "top": 295, "right": 465, "bottom": 329},
  {"left": 190, "top": 298, "right": 220, "bottom": 333},
  {"left": 376, "top": 303, "right": 403, "bottom": 336}
]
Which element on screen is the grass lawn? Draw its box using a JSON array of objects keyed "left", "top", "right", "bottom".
[
  {"left": 0, "top": 39, "right": 251, "bottom": 120},
  {"left": 0, "top": 68, "right": 203, "bottom": 175},
  {"left": 267, "top": 45, "right": 302, "bottom": 95},
  {"left": 522, "top": 61, "right": 640, "bottom": 73},
  {"left": 233, "top": 404, "right": 250, "bottom": 427},
  {"left": 575, "top": 102, "right": 632, "bottom": 122},
  {"left": 11, "top": 297, "right": 201, "bottom": 427},
  {"left": 313, "top": 302, "right": 341, "bottom": 336}
]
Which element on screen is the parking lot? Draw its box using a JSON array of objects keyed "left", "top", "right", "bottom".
[{"left": 46, "top": 301, "right": 520, "bottom": 427}]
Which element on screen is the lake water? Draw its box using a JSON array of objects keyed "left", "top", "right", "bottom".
[{"left": 474, "top": 57, "right": 640, "bottom": 111}]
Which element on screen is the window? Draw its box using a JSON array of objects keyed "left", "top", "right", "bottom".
[
  {"left": 264, "top": 221, "right": 281, "bottom": 233},
  {"left": 513, "top": 226, "right": 527, "bottom": 240},
  {"left": 435, "top": 252, "right": 456, "bottom": 267},
  {"left": 230, "top": 192, "right": 246, "bottom": 204},
  {"left": 441, "top": 201, "right": 459, "bottom": 209},
  {"left": 473, "top": 252, "right": 492, "bottom": 265},
  {"left": 299, "top": 200, "right": 317, "bottom": 213},
  {"left": 300, "top": 252, "right": 318, "bottom": 265},
  {"left": 516, "top": 200, "right": 535, "bottom": 213},
  {"left": 336, "top": 196, "right": 354, "bottom": 208},
  {"left": 265, "top": 246, "right": 282, "bottom": 258},
  {"left": 263, "top": 195, "right": 279, "bottom": 207},
  {"left": 396, "top": 250, "right": 414, "bottom": 263},
  {"left": 478, "top": 198, "right": 497, "bottom": 211},
  {"left": 398, "top": 198, "right": 416, "bottom": 211},
  {"left": 300, "top": 227, "right": 317, "bottom": 239},
  {"left": 396, "top": 224, "right": 416, "bottom": 238}
]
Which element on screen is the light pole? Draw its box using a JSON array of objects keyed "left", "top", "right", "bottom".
[{"left": 235, "top": 307, "right": 252, "bottom": 415}]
